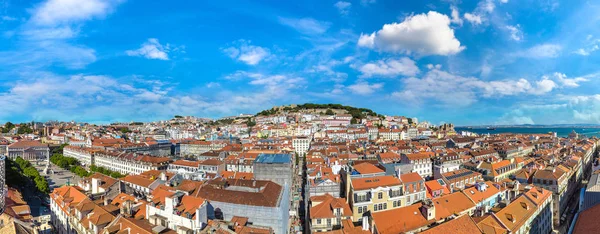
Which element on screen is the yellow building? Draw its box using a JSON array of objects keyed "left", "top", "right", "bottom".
[{"left": 348, "top": 175, "right": 404, "bottom": 221}]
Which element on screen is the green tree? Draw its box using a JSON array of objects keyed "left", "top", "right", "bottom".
[
  {"left": 2, "top": 122, "right": 15, "bottom": 133},
  {"left": 34, "top": 176, "right": 49, "bottom": 194},
  {"left": 325, "top": 109, "right": 335, "bottom": 115}
]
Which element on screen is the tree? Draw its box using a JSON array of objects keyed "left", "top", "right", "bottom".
[
  {"left": 351, "top": 118, "right": 359, "bottom": 124},
  {"left": 325, "top": 109, "right": 335, "bottom": 115},
  {"left": 34, "top": 176, "right": 49, "bottom": 194},
  {"left": 2, "top": 122, "right": 15, "bottom": 133},
  {"left": 17, "top": 126, "right": 33, "bottom": 134}
]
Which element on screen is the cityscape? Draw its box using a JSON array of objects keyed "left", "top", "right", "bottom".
[
  {"left": 2, "top": 0, "right": 600, "bottom": 234},
  {"left": 1, "top": 105, "right": 599, "bottom": 234}
]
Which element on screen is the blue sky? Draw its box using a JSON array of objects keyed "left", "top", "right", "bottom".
[{"left": 1, "top": 0, "right": 600, "bottom": 125}]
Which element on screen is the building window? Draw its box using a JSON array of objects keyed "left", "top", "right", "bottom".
[
  {"left": 317, "top": 219, "right": 321, "bottom": 224},
  {"left": 358, "top": 206, "right": 362, "bottom": 213},
  {"left": 378, "top": 192, "right": 383, "bottom": 199}
]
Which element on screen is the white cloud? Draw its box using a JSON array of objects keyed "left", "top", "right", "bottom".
[
  {"left": 126, "top": 38, "right": 170, "bottom": 60},
  {"left": 358, "top": 11, "right": 465, "bottom": 56},
  {"left": 568, "top": 95, "right": 600, "bottom": 123},
  {"left": 573, "top": 38, "right": 600, "bottom": 56},
  {"left": 514, "top": 43, "right": 562, "bottom": 59},
  {"left": 574, "top": 48, "right": 590, "bottom": 56},
  {"left": 31, "top": 0, "right": 120, "bottom": 25},
  {"left": 334, "top": 1, "right": 352, "bottom": 15},
  {"left": 450, "top": 6, "right": 463, "bottom": 26},
  {"left": 278, "top": 17, "right": 331, "bottom": 35},
  {"left": 358, "top": 57, "right": 420, "bottom": 78},
  {"left": 347, "top": 82, "right": 383, "bottom": 95},
  {"left": 0, "top": 71, "right": 309, "bottom": 122},
  {"left": 500, "top": 0, "right": 509, "bottom": 3},
  {"left": 464, "top": 13, "right": 483, "bottom": 25},
  {"left": 463, "top": 0, "right": 496, "bottom": 26},
  {"left": 392, "top": 68, "right": 557, "bottom": 106},
  {"left": 547, "top": 72, "right": 591, "bottom": 88},
  {"left": 505, "top": 24, "right": 522, "bottom": 41},
  {"left": 426, "top": 64, "right": 442, "bottom": 70},
  {"left": 529, "top": 78, "right": 557, "bottom": 95},
  {"left": 222, "top": 40, "right": 271, "bottom": 65}
]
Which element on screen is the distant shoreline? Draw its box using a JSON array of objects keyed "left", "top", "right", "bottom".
[{"left": 456, "top": 125, "right": 600, "bottom": 129}]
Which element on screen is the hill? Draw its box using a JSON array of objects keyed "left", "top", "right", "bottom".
[{"left": 256, "top": 103, "right": 383, "bottom": 122}]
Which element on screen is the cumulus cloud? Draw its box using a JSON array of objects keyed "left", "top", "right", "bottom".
[
  {"left": 278, "top": 17, "right": 331, "bottom": 35},
  {"left": 31, "top": 0, "right": 121, "bottom": 25},
  {"left": 334, "top": 1, "right": 352, "bottom": 15},
  {"left": 357, "top": 11, "right": 465, "bottom": 56},
  {"left": 222, "top": 40, "right": 271, "bottom": 65},
  {"left": 126, "top": 38, "right": 171, "bottom": 60},
  {"left": 514, "top": 43, "right": 562, "bottom": 59},
  {"left": 392, "top": 68, "right": 557, "bottom": 106},
  {"left": 358, "top": 57, "right": 420, "bottom": 78},
  {"left": 347, "top": 82, "right": 383, "bottom": 95}
]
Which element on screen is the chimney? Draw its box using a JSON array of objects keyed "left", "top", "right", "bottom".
[
  {"left": 420, "top": 199, "right": 436, "bottom": 221},
  {"left": 362, "top": 216, "right": 369, "bottom": 231}
]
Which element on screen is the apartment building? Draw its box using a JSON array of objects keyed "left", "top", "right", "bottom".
[
  {"left": 348, "top": 175, "right": 403, "bottom": 221},
  {"left": 146, "top": 189, "right": 209, "bottom": 233},
  {"left": 309, "top": 194, "right": 352, "bottom": 232},
  {"left": 532, "top": 167, "right": 568, "bottom": 228},
  {"left": 94, "top": 151, "right": 170, "bottom": 175},
  {"left": 292, "top": 137, "right": 311, "bottom": 157},
  {"left": 179, "top": 141, "right": 226, "bottom": 156},
  {"left": 400, "top": 152, "right": 434, "bottom": 178},
  {"left": 441, "top": 169, "right": 483, "bottom": 192},
  {"left": 63, "top": 146, "right": 98, "bottom": 167}
]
